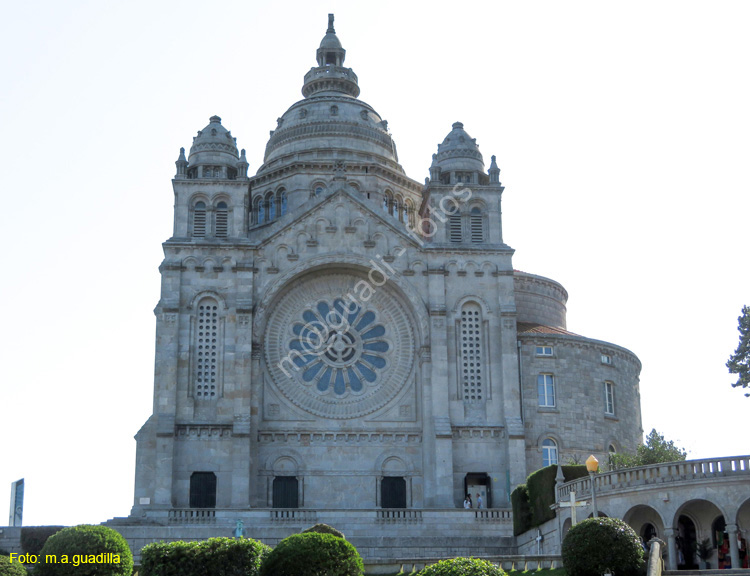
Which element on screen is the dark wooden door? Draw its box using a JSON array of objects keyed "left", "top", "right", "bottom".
[
  {"left": 189, "top": 472, "right": 216, "bottom": 508},
  {"left": 272, "top": 476, "right": 299, "bottom": 508},
  {"left": 381, "top": 476, "right": 406, "bottom": 508}
]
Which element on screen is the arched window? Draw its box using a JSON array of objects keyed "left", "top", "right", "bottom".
[
  {"left": 195, "top": 298, "right": 221, "bottom": 399},
  {"left": 314, "top": 185, "right": 324, "bottom": 197},
  {"left": 277, "top": 189, "right": 287, "bottom": 217},
  {"left": 470, "top": 206, "right": 484, "bottom": 243},
  {"left": 460, "top": 303, "right": 484, "bottom": 401},
  {"left": 384, "top": 191, "right": 393, "bottom": 215},
  {"left": 405, "top": 200, "right": 415, "bottom": 228},
  {"left": 542, "top": 438, "right": 558, "bottom": 467},
  {"left": 448, "top": 205, "right": 462, "bottom": 243},
  {"left": 267, "top": 192, "right": 276, "bottom": 222},
  {"left": 215, "top": 201, "right": 228, "bottom": 237},
  {"left": 254, "top": 196, "right": 265, "bottom": 225},
  {"left": 192, "top": 201, "right": 207, "bottom": 237}
]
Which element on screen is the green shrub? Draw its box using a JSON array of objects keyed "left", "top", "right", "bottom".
[
  {"left": 141, "top": 537, "right": 270, "bottom": 576},
  {"left": 0, "top": 555, "right": 28, "bottom": 576},
  {"left": 528, "top": 465, "right": 588, "bottom": 527},
  {"left": 562, "top": 517, "right": 644, "bottom": 576},
  {"left": 301, "top": 523, "right": 345, "bottom": 539},
  {"left": 35, "top": 525, "right": 133, "bottom": 576},
  {"left": 419, "top": 557, "right": 507, "bottom": 576},
  {"left": 511, "top": 484, "right": 532, "bottom": 536},
  {"left": 260, "top": 533, "right": 363, "bottom": 576},
  {"left": 21, "top": 527, "right": 65, "bottom": 556}
]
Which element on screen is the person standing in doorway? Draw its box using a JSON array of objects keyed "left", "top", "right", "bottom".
[{"left": 476, "top": 493, "right": 483, "bottom": 509}]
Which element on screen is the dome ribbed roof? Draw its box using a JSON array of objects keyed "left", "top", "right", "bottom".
[
  {"left": 188, "top": 116, "right": 239, "bottom": 165},
  {"left": 435, "top": 121, "right": 484, "bottom": 172}
]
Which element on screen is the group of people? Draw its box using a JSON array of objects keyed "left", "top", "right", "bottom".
[{"left": 463, "top": 493, "right": 483, "bottom": 509}]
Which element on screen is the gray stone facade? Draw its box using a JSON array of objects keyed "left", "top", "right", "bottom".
[{"left": 131, "top": 14, "right": 642, "bottom": 527}]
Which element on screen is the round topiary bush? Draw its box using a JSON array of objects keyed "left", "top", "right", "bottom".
[
  {"left": 301, "top": 523, "right": 345, "bottom": 539},
  {"left": 141, "top": 537, "right": 270, "bottom": 576},
  {"left": 419, "top": 557, "right": 507, "bottom": 576},
  {"left": 1, "top": 555, "right": 28, "bottom": 576},
  {"left": 37, "top": 525, "right": 133, "bottom": 576},
  {"left": 562, "top": 517, "right": 644, "bottom": 576},
  {"left": 260, "top": 533, "right": 363, "bottom": 576}
]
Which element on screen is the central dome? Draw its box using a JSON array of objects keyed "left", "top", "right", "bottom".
[{"left": 259, "top": 14, "right": 401, "bottom": 173}]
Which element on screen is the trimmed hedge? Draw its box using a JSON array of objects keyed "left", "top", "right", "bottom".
[
  {"left": 141, "top": 537, "right": 270, "bottom": 576},
  {"left": 511, "top": 484, "right": 532, "bottom": 536},
  {"left": 21, "top": 527, "right": 65, "bottom": 555},
  {"left": 0, "top": 555, "right": 28, "bottom": 576},
  {"left": 301, "top": 523, "right": 345, "bottom": 539},
  {"left": 527, "top": 465, "right": 588, "bottom": 527},
  {"left": 37, "top": 525, "right": 133, "bottom": 576},
  {"left": 419, "top": 557, "right": 507, "bottom": 576},
  {"left": 259, "top": 533, "right": 363, "bottom": 576},
  {"left": 562, "top": 517, "right": 644, "bottom": 576}
]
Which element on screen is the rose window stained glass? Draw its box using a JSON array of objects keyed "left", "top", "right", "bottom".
[
  {"left": 288, "top": 299, "right": 389, "bottom": 396},
  {"left": 264, "top": 273, "right": 415, "bottom": 419}
]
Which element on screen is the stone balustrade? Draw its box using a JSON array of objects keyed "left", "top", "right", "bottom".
[{"left": 557, "top": 455, "right": 750, "bottom": 501}]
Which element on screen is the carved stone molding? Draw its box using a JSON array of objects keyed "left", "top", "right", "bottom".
[
  {"left": 258, "top": 431, "right": 422, "bottom": 444},
  {"left": 175, "top": 425, "right": 233, "bottom": 438}
]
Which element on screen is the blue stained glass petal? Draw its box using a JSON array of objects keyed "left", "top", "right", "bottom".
[
  {"left": 361, "top": 354, "right": 387, "bottom": 369},
  {"left": 316, "top": 301, "right": 330, "bottom": 319},
  {"left": 356, "top": 363, "right": 377, "bottom": 383},
  {"left": 345, "top": 301, "right": 362, "bottom": 324},
  {"left": 293, "top": 354, "right": 316, "bottom": 367},
  {"left": 302, "top": 361, "right": 324, "bottom": 382},
  {"left": 363, "top": 341, "right": 389, "bottom": 353},
  {"left": 347, "top": 368, "right": 362, "bottom": 392},
  {"left": 334, "top": 370, "right": 346, "bottom": 395},
  {"left": 302, "top": 310, "right": 318, "bottom": 324},
  {"left": 292, "top": 323, "right": 305, "bottom": 336},
  {"left": 361, "top": 325, "right": 386, "bottom": 339},
  {"left": 355, "top": 311, "right": 376, "bottom": 331},
  {"left": 289, "top": 340, "right": 305, "bottom": 351},
  {"left": 317, "top": 367, "right": 332, "bottom": 391}
]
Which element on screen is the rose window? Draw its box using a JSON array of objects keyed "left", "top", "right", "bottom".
[
  {"left": 288, "top": 299, "right": 390, "bottom": 395},
  {"left": 264, "top": 272, "right": 415, "bottom": 419}
]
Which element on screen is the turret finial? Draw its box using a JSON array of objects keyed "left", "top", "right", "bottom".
[{"left": 327, "top": 13, "right": 335, "bottom": 34}]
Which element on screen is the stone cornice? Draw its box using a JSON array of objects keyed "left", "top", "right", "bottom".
[
  {"left": 518, "top": 332, "right": 642, "bottom": 371},
  {"left": 257, "top": 431, "right": 422, "bottom": 444},
  {"left": 452, "top": 426, "right": 505, "bottom": 440},
  {"left": 175, "top": 424, "right": 233, "bottom": 438}
]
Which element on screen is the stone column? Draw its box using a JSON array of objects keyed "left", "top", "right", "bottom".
[
  {"left": 426, "top": 267, "right": 454, "bottom": 507},
  {"left": 664, "top": 528, "right": 677, "bottom": 571},
  {"left": 727, "top": 523, "right": 741, "bottom": 570}
]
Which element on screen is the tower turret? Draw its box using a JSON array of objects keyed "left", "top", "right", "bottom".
[
  {"left": 302, "top": 14, "right": 360, "bottom": 98},
  {"left": 186, "top": 115, "right": 240, "bottom": 180}
]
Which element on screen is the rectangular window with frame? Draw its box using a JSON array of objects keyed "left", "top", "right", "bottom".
[
  {"left": 604, "top": 381, "right": 615, "bottom": 415},
  {"left": 601, "top": 354, "right": 612, "bottom": 365},
  {"left": 536, "top": 346, "right": 553, "bottom": 356},
  {"left": 538, "top": 374, "right": 555, "bottom": 407}
]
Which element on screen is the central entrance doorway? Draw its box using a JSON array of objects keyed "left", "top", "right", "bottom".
[{"left": 464, "top": 472, "right": 491, "bottom": 508}]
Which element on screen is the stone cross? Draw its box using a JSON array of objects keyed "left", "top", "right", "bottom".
[{"left": 559, "top": 491, "right": 588, "bottom": 525}]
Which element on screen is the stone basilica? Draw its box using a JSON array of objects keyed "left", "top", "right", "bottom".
[{"left": 132, "top": 15, "right": 643, "bottom": 522}]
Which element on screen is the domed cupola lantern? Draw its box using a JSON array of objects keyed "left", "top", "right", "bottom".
[
  {"left": 302, "top": 14, "right": 360, "bottom": 98},
  {"left": 186, "top": 115, "right": 240, "bottom": 180},
  {"left": 435, "top": 122, "right": 485, "bottom": 185},
  {"left": 317, "top": 14, "right": 345, "bottom": 67}
]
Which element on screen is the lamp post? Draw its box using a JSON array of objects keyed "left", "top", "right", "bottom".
[{"left": 586, "top": 455, "right": 599, "bottom": 518}]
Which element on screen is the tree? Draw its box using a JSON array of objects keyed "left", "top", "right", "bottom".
[
  {"left": 727, "top": 305, "right": 750, "bottom": 396},
  {"left": 608, "top": 428, "right": 687, "bottom": 470}
]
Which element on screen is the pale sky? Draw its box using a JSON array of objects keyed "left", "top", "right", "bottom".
[{"left": 1, "top": 1, "right": 748, "bottom": 527}]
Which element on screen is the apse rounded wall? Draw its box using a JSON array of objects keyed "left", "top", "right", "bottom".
[
  {"left": 519, "top": 332, "right": 643, "bottom": 473},
  {"left": 513, "top": 271, "right": 568, "bottom": 329}
]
